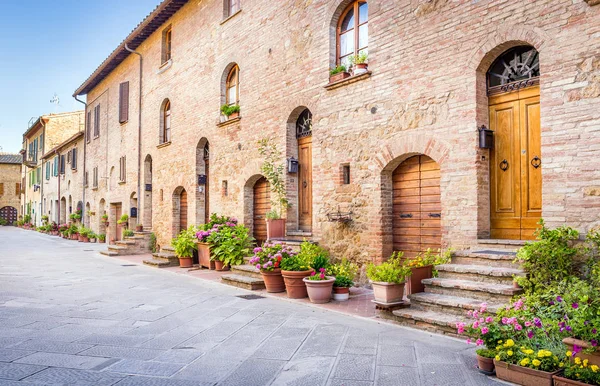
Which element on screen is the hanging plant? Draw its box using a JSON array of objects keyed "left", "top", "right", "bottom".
[{"left": 257, "top": 138, "right": 289, "bottom": 220}]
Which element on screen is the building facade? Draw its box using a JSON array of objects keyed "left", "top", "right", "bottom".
[
  {"left": 0, "top": 153, "right": 23, "bottom": 225},
  {"left": 72, "top": 0, "right": 600, "bottom": 262},
  {"left": 20, "top": 112, "right": 84, "bottom": 226}
]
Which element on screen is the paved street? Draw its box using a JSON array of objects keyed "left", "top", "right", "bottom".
[{"left": 0, "top": 227, "right": 500, "bottom": 386}]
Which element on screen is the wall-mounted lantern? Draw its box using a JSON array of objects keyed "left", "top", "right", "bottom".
[
  {"left": 197, "top": 174, "right": 207, "bottom": 185},
  {"left": 478, "top": 125, "right": 494, "bottom": 149},
  {"left": 130, "top": 207, "right": 138, "bottom": 218},
  {"left": 287, "top": 157, "right": 299, "bottom": 174}
]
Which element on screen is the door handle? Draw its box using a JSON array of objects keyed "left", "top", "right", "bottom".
[
  {"left": 531, "top": 156, "right": 541, "bottom": 169},
  {"left": 428, "top": 213, "right": 441, "bottom": 218},
  {"left": 499, "top": 159, "right": 509, "bottom": 171},
  {"left": 400, "top": 214, "right": 413, "bottom": 218},
  {"left": 303, "top": 181, "right": 307, "bottom": 188}
]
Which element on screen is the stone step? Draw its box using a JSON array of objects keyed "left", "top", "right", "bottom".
[
  {"left": 408, "top": 292, "right": 503, "bottom": 317},
  {"left": 452, "top": 250, "right": 519, "bottom": 269},
  {"left": 436, "top": 264, "right": 525, "bottom": 285},
  {"left": 143, "top": 258, "right": 177, "bottom": 268},
  {"left": 388, "top": 308, "right": 466, "bottom": 337},
  {"left": 286, "top": 230, "right": 312, "bottom": 237},
  {"left": 221, "top": 274, "right": 265, "bottom": 291},
  {"left": 423, "top": 277, "right": 522, "bottom": 303},
  {"left": 476, "top": 239, "right": 525, "bottom": 252},
  {"left": 152, "top": 252, "right": 178, "bottom": 262},
  {"left": 100, "top": 250, "right": 118, "bottom": 257},
  {"left": 231, "top": 264, "right": 262, "bottom": 279},
  {"left": 116, "top": 240, "right": 136, "bottom": 246},
  {"left": 162, "top": 245, "right": 175, "bottom": 252},
  {"left": 108, "top": 245, "right": 127, "bottom": 251}
]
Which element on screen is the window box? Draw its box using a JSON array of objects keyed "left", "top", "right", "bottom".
[
  {"left": 217, "top": 116, "right": 241, "bottom": 127},
  {"left": 325, "top": 71, "right": 371, "bottom": 90},
  {"left": 157, "top": 141, "right": 172, "bottom": 149},
  {"left": 329, "top": 71, "right": 351, "bottom": 83}
]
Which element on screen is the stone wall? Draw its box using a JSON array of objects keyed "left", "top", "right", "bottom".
[
  {"left": 81, "top": 0, "right": 600, "bottom": 262},
  {"left": 0, "top": 163, "right": 22, "bottom": 219}
]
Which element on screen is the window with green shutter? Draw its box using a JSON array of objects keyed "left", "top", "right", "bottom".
[{"left": 46, "top": 162, "right": 50, "bottom": 180}]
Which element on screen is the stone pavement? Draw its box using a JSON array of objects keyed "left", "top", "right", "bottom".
[{"left": 0, "top": 227, "right": 503, "bottom": 385}]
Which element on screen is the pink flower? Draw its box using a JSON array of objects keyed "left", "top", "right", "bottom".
[
  {"left": 473, "top": 310, "right": 479, "bottom": 318},
  {"left": 472, "top": 321, "right": 479, "bottom": 329},
  {"left": 502, "top": 317, "right": 509, "bottom": 325},
  {"left": 467, "top": 310, "right": 473, "bottom": 317},
  {"left": 485, "top": 316, "right": 494, "bottom": 323},
  {"left": 514, "top": 323, "right": 523, "bottom": 331},
  {"left": 481, "top": 327, "right": 489, "bottom": 335},
  {"left": 466, "top": 338, "right": 472, "bottom": 344},
  {"left": 480, "top": 303, "right": 488, "bottom": 313},
  {"left": 525, "top": 321, "right": 532, "bottom": 327},
  {"left": 476, "top": 339, "right": 484, "bottom": 346}
]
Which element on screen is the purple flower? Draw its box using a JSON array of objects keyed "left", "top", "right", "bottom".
[
  {"left": 549, "top": 300, "right": 555, "bottom": 306},
  {"left": 584, "top": 320, "right": 590, "bottom": 325},
  {"left": 593, "top": 329, "right": 598, "bottom": 334},
  {"left": 566, "top": 325, "right": 572, "bottom": 332},
  {"left": 256, "top": 264, "right": 261, "bottom": 270},
  {"left": 572, "top": 303, "right": 579, "bottom": 309},
  {"left": 572, "top": 345, "right": 582, "bottom": 356},
  {"left": 557, "top": 296, "right": 563, "bottom": 303},
  {"left": 591, "top": 339, "right": 598, "bottom": 347},
  {"left": 253, "top": 247, "right": 262, "bottom": 253},
  {"left": 527, "top": 330, "right": 534, "bottom": 339},
  {"left": 534, "top": 318, "right": 542, "bottom": 328}
]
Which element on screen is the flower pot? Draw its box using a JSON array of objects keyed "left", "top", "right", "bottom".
[
  {"left": 553, "top": 374, "right": 592, "bottom": 386},
  {"left": 329, "top": 71, "right": 351, "bottom": 83},
  {"left": 281, "top": 269, "right": 314, "bottom": 299},
  {"left": 197, "top": 242, "right": 215, "bottom": 269},
  {"left": 266, "top": 218, "right": 286, "bottom": 240},
  {"left": 98, "top": 239, "right": 105, "bottom": 244},
  {"left": 476, "top": 354, "right": 495, "bottom": 374},
  {"left": 563, "top": 338, "right": 600, "bottom": 366},
  {"left": 261, "top": 269, "right": 286, "bottom": 293},
  {"left": 179, "top": 257, "right": 193, "bottom": 268},
  {"left": 304, "top": 276, "right": 335, "bottom": 304},
  {"left": 333, "top": 286, "right": 350, "bottom": 301},
  {"left": 71, "top": 234, "right": 78, "bottom": 240},
  {"left": 372, "top": 281, "right": 406, "bottom": 304},
  {"left": 82, "top": 237, "right": 89, "bottom": 243},
  {"left": 135, "top": 224, "right": 143, "bottom": 232},
  {"left": 493, "top": 360, "right": 559, "bottom": 386},
  {"left": 228, "top": 111, "right": 240, "bottom": 119},
  {"left": 353, "top": 63, "right": 368, "bottom": 75},
  {"left": 407, "top": 265, "right": 433, "bottom": 295},
  {"left": 214, "top": 260, "right": 230, "bottom": 271},
  {"left": 78, "top": 234, "right": 83, "bottom": 242}
]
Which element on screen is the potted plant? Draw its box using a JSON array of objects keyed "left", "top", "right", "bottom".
[
  {"left": 367, "top": 255, "right": 412, "bottom": 304},
  {"left": 195, "top": 214, "right": 235, "bottom": 269},
  {"left": 98, "top": 233, "right": 106, "bottom": 244},
  {"left": 220, "top": 104, "right": 240, "bottom": 120},
  {"left": 402, "top": 248, "right": 450, "bottom": 295},
  {"left": 303, "top": 268, "right": 335, "bottom": 304},
  {"left": 258, "top": 138, "right": 289, "bottom": 240},
  {"left": 553, "top": 356, "right": 600, "bottom": 386},
  {"left": 135, "top": 223, "right": 144, "bottom": 232},
  {"left": 329, "top": 259, "right": 359, "bottom": 301},
  {"left": 207, "top": 222, "right": 253, "bottom": 271},
  {"left": 281, "top": 243, "right": 315, "bottom": 299},
  {"left": 79, "top": 227, "right": 91, "bottom": 242},
  {"left": 348, "top": 51, "right": 369, "bottom": 75},
  {"left": 249, "top": 243, "right": 296, "bottom": 293},
  {"left": 70, "top": 210, "right": 82, "bottom": 223},
  {"left": 329, "top": 64, "right": 350, "bottom": 83},
  {"left": 117, "top": 214, "right": 128, "bottom": 228},
  {"left": 101, "top": 213, "right": 109, "bottom": 226},
  {"left": 123, "top": 229, "right": 134, "bottom": 237},
  {"left": 475, "top": 349, "right": 497, "bottom": 375},
  {"left": 172, "top": 226, "right": 197, "bottom": 268},
  {"left": 494, "top": 341, "right": 563, "bottom": 386},
  {"left": 88, "top": 232, "right": 97, "bottom": 243}
]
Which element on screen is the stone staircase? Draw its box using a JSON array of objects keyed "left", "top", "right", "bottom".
[
  {"left": 142, "top": 245, "right": 179, "bottom": 268},
  {"left": 100, "top": 231, "right": 154, "bottom": 257},
  {"left": 383, "top": 240, "right": 526, "bottom": 336}
]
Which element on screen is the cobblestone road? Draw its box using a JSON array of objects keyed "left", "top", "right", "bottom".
[{"left": 0, "top": 227, "right": 502, "bottom": 385}]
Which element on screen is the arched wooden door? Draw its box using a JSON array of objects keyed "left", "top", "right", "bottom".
[
  {"left": 253, "top": 177, "right": 270, "bottom": 245},
  {"left": 0, "top": 206, "right": 17, "bottom": 225},
  {"left": 180, "top": 189, "right": 188, "bottom": 231},
  {"left": 393, "top": 155, "right": 441, "bottom": 258}
]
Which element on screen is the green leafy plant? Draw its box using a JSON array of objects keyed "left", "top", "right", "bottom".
[
  {"left": 171, "top": 226, "right": 198, "bottom": 259},
  {"left": 306, "top": 268, "right": 332, "bottom": 281},
  {"left": 41, "top": 215, "right": 49, "bottom": 223},
  {"left": 220, "top": 104, "right": 240, "bottom": 117},
  {"left": 367, "top": 255, "right": 411, "bottom": 284},
  {"left": 78, "top": 226, "right": 90, "bottom": 238},
  {"left": 330, "top": 259, "right": 359, "bottom": 288},
  {"left": 329, "top": 64, "right": 347, "bottom": 76},
  {"left": 475, "top": 348, "right": 497, "bottom": 359},
  {"left": 265, "top": 210, "right": 280, "bottom": 220},
  {"left": 563, "top": 357, "right": 600, "bottom": 385},
  {"left": 280, "top": 253, "right": 312, "bottom": 272},
  {"left": 123, "top": 229, "right": 134, "bottom": 237},
  {"left": 98, "top": 233, "right": 106, "bottom": 242},
  {"left": 149, "top": 232, "right": 157, "bottom": 253},
  {"left": 101, "top": 213, "right": 109, "bottom": 222},
  {"left": 23, "top": 214, "right": 31, "bottom": 223},
  {"left": 0, "top": 218, "right": 7, "bottom": 226},
  {"left": 348, "top": 51, "right": 368, "bottom": 65},
  {"left": 117, "top": 214, "right": 129, "bottom": 225},
  {"left": 88, "top": 232, "right": 96, "bottom": 240},
  {"left": 207, "top": 224, "right": 254, "bottom": 266},
  {"left": 296, "top": 242, "right": 330, "bottom": 271},
  {"left": 258, "top": 138, "right": 289, "bottom": 219}
]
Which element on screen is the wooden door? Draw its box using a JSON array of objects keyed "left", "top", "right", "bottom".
[
  {"left": 180, "top": 189, "right": 188, "bottom": 232},
  {"left": 114, "top": 204, "right": 122, "bottom": 242},
  {"left": 0, "top": 206, "right": 17, "bottom": 225},
  {"left": 253, "top": 177, "right": 270, "bottom": 245},
  {"left": 204, "top": 157, "right": 210, "bottom": 223},
  {"left": 298, "top": 136, "right": 312, "bottom": 232},
  {"left": 393, "top": 155, "right": 441, "bottom": 258},
  {"left": 489, "top": 86, "right": 541, "bottom": 240}
]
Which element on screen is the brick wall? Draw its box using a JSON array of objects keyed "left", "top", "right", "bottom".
[{"left": 0, "top": 163, "right": 22, "bottom": 219}]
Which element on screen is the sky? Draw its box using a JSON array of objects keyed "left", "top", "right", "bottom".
[{"left": 0, "top": 0, "right": 160, "bottom": 153}]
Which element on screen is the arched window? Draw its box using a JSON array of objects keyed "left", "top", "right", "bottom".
[
  {"left": 226, "top": 65, "right": 239, "bottom": 106},
  {"left": 337, "top": 1, "right": 368, "bottom": 67},
  {"left": 487, "top": 46, "right": 540, "bottom": 94},
  {"left": 161, "top": 99, "right": 171, "bottom": 143}
]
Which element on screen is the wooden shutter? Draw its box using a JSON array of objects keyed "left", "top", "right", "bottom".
[
  {"left": 94, "top": 105, "right": 100, "bottom": 137},
  {"left": 60, "top": 155, "right": 65, "bottom": 174},
  {"left": 87, "top": 111, "right": 92, "bottom": 142},
  {"left": 72, "top": 149, "right": 77, "bottom": 170},
  {"left": 0, "top": 183, "right": 4, "bottom": 195},
  {"left": 46, "top": 163, "right": 50, "bottom": 180},
  {"left": 119, "top": 82, "right": 129, "bottom": 123},
  {"left": 15, "top": 183, "right": 20, "bottom": 195}
]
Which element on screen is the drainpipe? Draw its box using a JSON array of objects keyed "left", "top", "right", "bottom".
[
  {"left": 125, "top": 43, "right": 143, "bottom": 231},
  {"left": 74, "top": 97, "right": 87, "bottom": 227},
  {"left": 39, "top": 119, "right": 46, "bottom": 225}
]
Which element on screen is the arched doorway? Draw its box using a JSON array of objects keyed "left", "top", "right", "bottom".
[
  {"left": 172, "top": 187, "right": 188, "bottom": 237},
  {"left": 253, "top": 177, "right": 271, "bottom": 245},
  {"left": 0, "top": 206, "right": 17, "bottom": 225},
  {"left": 195, "top": 139, "right": 209, "bottom": 224},
  {"left": 296, "top": 109, "right": 313, "bottom": 232},
  {"left": 143, "top": 155, "right": 152, "bottom": 229},
  {"left": 392, "top": 155, "right": 441, "bottom": 258},
  {"left": 487, "top": 45, "right": 541, "bottom": 240}
]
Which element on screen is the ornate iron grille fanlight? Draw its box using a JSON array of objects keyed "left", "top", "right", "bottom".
[
  {"left": 487, "top": 46, "right": 540, "bottom": 94},
  {"left": 296, "top": 109, "right": 313, "bottom": 139},
  {"left": 203, "top": 143, "right": 209, "bottom": 161}
]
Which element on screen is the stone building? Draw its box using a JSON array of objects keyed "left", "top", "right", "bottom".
[
  {"left": 0, "top": 153, "right": 23, "bottom": 224},
  {"left": 20, "top": 112, "right": 84, "bottom": 226},
  {"left": 73, "top": 0, "right": 600, "bottom": 262}
]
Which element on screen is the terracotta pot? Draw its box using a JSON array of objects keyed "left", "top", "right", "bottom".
[
  {"left": 229, "top": 111, "right": 240, "bottom": 119},
  {"left": 83, "top": 237, "right": 89, "bottom": 243},
  {"left": 353, "top": 63, "right": 368, "bottom": 75},
  {"left": 304, "top": 276, "right": 335, "bottom": 304},
  {"left": 135, "top": 224, "right": 143, "bottom": 232},
  {"left": 78, "top": 234, "right": 83, "bottom": 242},
  {"left": 179, "top": 257, "right": 193, "bottom": 268},
  {"left": 266, "top": 218, "right": 286, "bottom": 240},
  {"left": 553, "top": 374, "right": 592, "bottom": 386},
  {"left": 407, "top": 265, "right": 433, "bottom": 295},
  {"left": 372, "top": 281, "right": 406, "bottom": 304},
  {"left": 197, "top": 242, "right": 215, "bottom": 269},
  {"left": 329, "top": 71, "right": 351, "bottom": 83},
  {"left": 214, "top": 260, "right": 230, "bottom": 271},
  {"left": 261, "top": 269, "right": 286, "bottom": 293},
  {"left": 333, "top": 286, "right": 350, "bottom": 301},
  {"left": 476, "top": 354, "right": 495, "bottom": 374},
  {"left": 71, "top": 234, "right": 78, "bottom": 240},
  {"left": 281, "top": 269, "right": 314, "bottom": 299},
  {"left": 563, "top": 338, "right": 600, "bottom": 366},
  {"left": 98, "top": 239, "right": 105, "bottom": 244},
  {"left": 494, "top": 360, "right": 559, "bottom": 386}
]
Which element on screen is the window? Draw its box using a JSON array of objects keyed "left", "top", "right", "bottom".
[
  {"left": 46, "top": 162, "right": 50, "bottom": 180},
  {"left": 119, "top": 156, "right": 126, "bottom": 182},
  {"left": 342, "top": 165, "right": 351, "bottom": 184},
  {"left": 0, "top": 183, "right": 3, "bottom": 195},
  {"left": 119, "top": 82, "right": 129, "bottom": 123},
  {"left": 15, "top": 183, "right": 20, "bottom": 195},
  {"left": 39, "top": 134, "right": 43, "bottom": 151},
  {"left": 226, "top": 0, "right": 240, "bottom": 17},
  {"left": 93, "top": 167, "right": 98, "bottom": 188},
  {"left": 36, "top": 167, "right": 41, "bottom": 184},
  {"left": 226, "top": 65, "right": 239, "bottom": 106},
  {"left": 84, "top": 171, "right": 88, "bottom": 187},
  {"left": 162, "top": 26, "right": 172, "bottom": 64},
  {"left": 71, "top": 148, "right": 77, "bottom": 170},
  {"left": 60, "top": 155, "right": 65, "bottom": 175},
  {"left": 337, "top": 1, "right": 368, "bottom": 68},
  {"left": 94, "top": 105, "right": 100, "bottom": 137},
  {"left": 86, "top": 111, "right": 91, "bottom": 142},
  {"left": 53, "top": 156, "right": 59, "bottom": 176},
  {"left": 161, "top": 100, "right": 171, "bottom": 143}
]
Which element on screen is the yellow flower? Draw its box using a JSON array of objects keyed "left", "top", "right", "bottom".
[
  {"left": 505, "top": 339, "right": 515, "bottom": 347},
  {"left": 559, "top": 362, "right": 565, "bottom": 368},
  {"left": 591, "top": 365, "right": 598, "bottom": 373},
  {"left": 583, "top": 359, "right": 589, "bottom": 367},
  {"left": 495, "top": 355, "right": 501, "bottom": 361},
  {"left": 498, "top": 340, "right": 503, "bottom": 344},
  {"left": 532, "top": 359, "right": 541, "bottom": 367},
  {"left": 566, "top": 351, "right": 572, "bottom": 357},
  {"left": 537, "top": 351, "right": 544, "bottom": 358},
  {"left": 496, "top": 346, "right": 502, "bottom": 351},
  {"left": 520, "top": 358, "right": 530, "bottom": 366},
  {"left": 575, "top": 357, "right": 582, "bottom": 365},
  {"left": 526, "top": 349, "right": 534, "bottom": 355},
  {"left": 507, "top": 350, "right": 513, "bottom": 357}
]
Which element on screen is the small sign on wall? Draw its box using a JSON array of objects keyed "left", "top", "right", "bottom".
[
  {"left": 130, "top": 207, "right": 138, "bottom": 218},
  {"left": 198, "top": 174, "right": 207, "bottom": 185}
]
